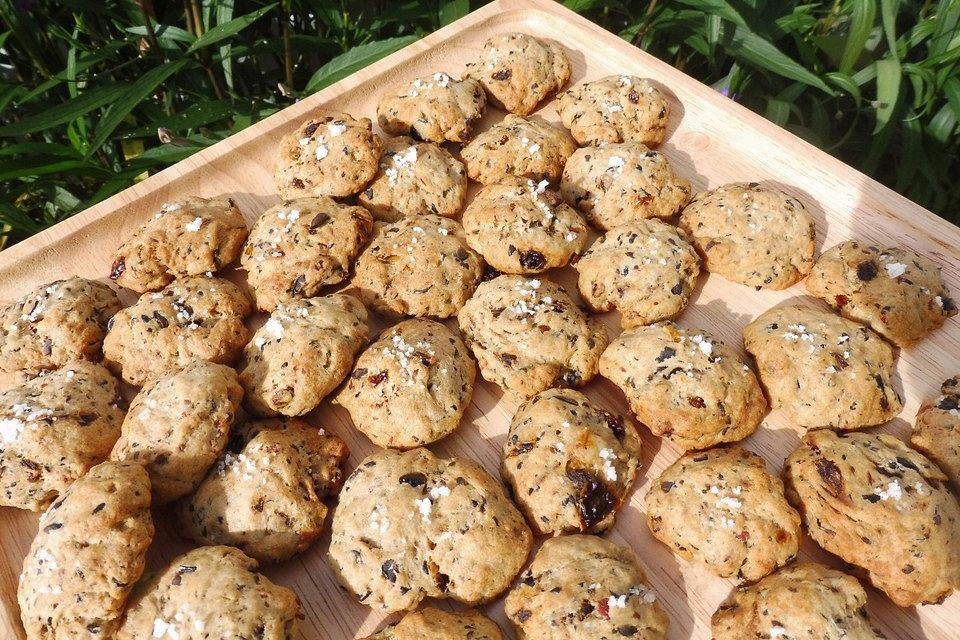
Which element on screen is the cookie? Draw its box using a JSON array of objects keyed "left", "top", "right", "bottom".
[
  {"left": 557, "top": 75, "right": 670, "bottom": 146},
  {"left": 501, "top": 388, "right": 642, "bottom": 535},
  {"left": 504, "top": 534, "right": 668, "bottom": 640},
  {"left": 460, "top": 115, "right": 577, "bottom": 185},
  {"left": 363, "top": 607, "right": 503, "bottom": 640},
  {"left": 645, "top": 446, "right": 800, "bottom": 582},
  {"left": 102, "top": 276, "right": 251, "bottom": 386},
  {"left": 275, "top": 112, "right": 381, "bottom": 199},
  {"left": 115, "top": 545, "right": 301, "bottom": 640},
  {"left": 241, "top": 197, "right": 373, "bottom": 311},
  {"left": 678, "top": 183, "right": 816, "bottom": 290},
  {"left": 462, "top": 180, "right": 588, "bottom": 274},
  {"left": 0, "top": 361, "right": 124, "bottom": 511},
  {"left": 743, "top": 305, "right": 901, "bottom": 429},
  {"left": 0, "top": 277, "right": 121, "bottom": 376},
  {"left": 805, "top": 240, "right": 957, "bottom": 346},
  {"left": 110, "top": 196, "right": 248, "bottom": 293},
  {"left": 18, "top": 461, "right": 153, "bottom": 639},
  {"left": 357, "top": 137, "right": 468, "bottom": 221},
  {"left": 561, "top": 142, "right": 692, "bottom": 230},
  {"left": 461, "top": 32, "right": 570, "bottom": 115},
  {"left": 350, "top": 215, "right": 484, "bottom": 319},
  {"left": 783, "top": 429, "right": 960, "bottom": 606},
  {"left": 377, "top": 73, "right": 486, "bottom": 143},
  {"left": 912, "top": 374, "right": 960, "bottom": 490},
  {"left": 457, "top": 275, "right": 608, "bottom": 401},
  {"left": 327, "top": 447, "right": 531, "bottom": 612},
  {"left": 574, "top": 219, "right": 700, "bottom": 328},
  {"left": 110, "top": 360, "right": 243, "bottom": 504},
  {"left": 335, "top": 319, "right": 476, "bottom": 449},
  {"left": 600, "top": 322, "right": 765, "bottom": 450},
  {"left": 712, "top": 563, "right": 884, "bottom": 640},
  {"left": 178, "top": 418, "right": 348, "bottom": 563},
  {"left": 238, "top": 294, "right": 368, "bottom": 417}
]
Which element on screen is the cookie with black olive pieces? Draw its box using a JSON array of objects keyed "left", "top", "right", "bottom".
[
  {"left": 712, "top": 563, "right": 885, "bottom": 640},
  {"left": 178, "top": 418, "right": 348, "bottom": 563},
  {"left": 462, "top": 180, "right": 588, "bottom": 274},
  {"left": 102, "top": 276, "right": 251, "bottom": 386},
  {"left": 350, "top": 215, "right": 483, "bottom": 319},
  {"left": 646, "top": 446, "right": 800, "bottom": 582},
  {"left": 0, "top": 277, "right": 121, "bottom": 376},
  {"left": 600, "top": 322, "right": 765, "bottom": 451},
  {"left": 0, "top": 361, "right": 124, "bottom": 511},
  {"left": 575, "top": 219, "right": 700, "bottom": 328},
  {"left": 805, "top": 239, "right": 957, "bottom": 346},
  {"left": 505, "top": 534, "right": 668, "bottom": 640},
  {"left": 275, "top": 112, "right": 381, "bottom": 199},
  {"left": 109, "top": 196, "right": 248, "bottom": 293},
  {"left": 238, "top": 294, "right": 368, "bottom": 417},
  {"left": 457, "top": 275, "right": 608, "bottom": 401},
  {"left": 912, "top": 374, "right": 960, "bottom": 489},
  {"left": 461, "top": 32, "right": 570, "bottom": 115},
  {"left": 110, "top": 360, "right": 243, "bottom": 504},
  {"left": 783, "top": 428, "right": 960, "bottom": 606},
  {"left": 377, "top": 72, "right": 487, "bottom": 143},
  {"left": 363, "top": 607, "right": 503, "bottom": 640},
  {"left": 18, "top": 461, "right": 153, "bottom": 639},
  {"left": 678, "top": 183, "right": 816, "bottom": 290},
  {"left": 501, "top": 388, "right": 641, "bottom": 535},
  {"left": 460, "top": 115, "right": 577, "bottom": 185},
  {"left": 335, "top": 319, "right": 476, "bottom": 449},
  {"left": 743, "top": 305, "right": 901, "bottom": 430},
  {"left": 558, "top": 74, "right": 670, "bottom": 147},
  {"left": 115, "top": 545, "right": 301, "bottom": 640},
  {"left": 561, "top": 142, "right": 692, "bottom": 230},
  {"left": 241, "top": 196, "right": 373, "bottom": 311},
  {"left": 327, "top": 447, "right": 532, "bottom": 612}
]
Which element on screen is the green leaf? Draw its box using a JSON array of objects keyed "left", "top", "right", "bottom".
[
  {"left": 0, "top": 202, "right": 45, "bottom": 235},
  {"left": 0, "top": 157, "right": 108, "bottom": 181},
  {"left": 676, "top": 0, "right": 749, "bottom": 30},
  {"left": 0, "top": 142, "right": 83, "bottom": 158},
  {"left": 826, "top": 71, "right": 862, "bottom": 105},
  {"left": 726, "top": 26, "right": 835, "bottom": 95},
  {"left": 304, "top": 35, "right": 418, "bottom": 93},
  {"left": 120, "top": 100, "right": 235, "bottom": 138},
  {"left": 873, "top": 58, "right": 902, "bottom": 133},
  {"left": 944, "top": 77, "right": 960, "bottom": 121},
  {"left": 839, "top": 0, "right": 876, "bottom": 74},
  {"left": 440, "top": 0, "right": 469, "bottom": 25},
  {"left": 880, "top": 0, "right": 900, "bottom": 58},
  {"left": 126, "top": 24, "right": 197, "bottom": 47},
  {"left": 0, "top": 83, "right": 130, "bottom": 136},
  {"left": 185, "top": 4, "right": 276, "bottom": 54},
  {"left": 928, "top": 103, "right": 958, "bottom": 144}
]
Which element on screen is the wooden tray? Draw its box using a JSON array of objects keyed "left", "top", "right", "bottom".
[{"left": 1, "top": 0, "right": 958, "bottom": 637}]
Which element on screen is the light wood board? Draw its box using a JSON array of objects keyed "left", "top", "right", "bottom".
[{"left": 1, "top": 0, "right": 958, "bottom": 637}]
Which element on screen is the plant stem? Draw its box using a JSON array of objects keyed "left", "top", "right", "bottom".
[
  {"left": 137, "top": 0, "right": 162, "bottom": 55},
  {"left": 282, "top": 2, "right": 294, "bottom": 90}
]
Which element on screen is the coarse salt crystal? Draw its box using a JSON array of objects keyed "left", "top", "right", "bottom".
[{"left": 184, "top": 217, "right": 203, "bottom": 232}]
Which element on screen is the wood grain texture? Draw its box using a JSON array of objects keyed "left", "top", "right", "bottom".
[{"left": 1, "top": 0, "right": 958, "bottom": 638}]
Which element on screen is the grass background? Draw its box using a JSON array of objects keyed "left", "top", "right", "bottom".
[{"left": 0, "top": 0, "right": 958, "bottom": 248}]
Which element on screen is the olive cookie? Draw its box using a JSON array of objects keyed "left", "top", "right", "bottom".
[
  {"left": 557, "top": 75, "right": 670, "bottom": 146},
  {"left": 784, "top": 429, "right": 960, "bottom": 606},
  {"left": 600, "top": 322, "right": 766, "bottom": 451},
  {"left": 179, "top": 418, "right": 348, "bottom": 563},
  {"left": 241, "top": 197, "right": 374, "bottom": 311},
  {"left": 18, "top": 461, "right": 153, "bottom": 639},
  {"left": 743, "top": 305, "right": 901, "bottom": 430},
  {"left": 102, "top": 276, "right": 251, "bottom": 386},
  {"left": 275, "top": 112, "right": 382, "bottom": 199},
  {"left": 363, "top": 607, "right": 503, "bottom": 640},
  {"left": 357, "top": 136, "right": 468, "bottom": 221},
  {"left": 335, "top": 319, "right": 476, "bottom": 449},
  {"left": 912, "top": 374, "right": 960, "bottom": 489},
  {"left": 504, "top": 534, "right": 668, "bottom": 640},
  {"left": 462, "top": 180, "right": 588, "bottom": 274},
  {"left": 109, "top": 196, "right": 248, "bottom": 292},
  {"left": 574, "top": 219, "right": 700, "bottom": 328},
  {"left": 115, "top": 545, "right": 301, "bottom": 640},
  {"left": 377, "top": 72, "right": 487, "bottom": 143},
  {"left": 327, "top": 447, "right": 532, "bottom": 612},
  {"left": 501, "top": 388, "right": 642, "bottom": 535},
  {"left": 462, "top": 32, "right": 571, "bottom": 115},
  {"left": 561, "top": 142, "right": 692, "bottom": 230},
  {"left": 0, "top": 277, "right": 121, "bottom": 375},
  {"left": 1, "top": 361, "right": 124, "bottom": 511},
  {"left": 350, "top": 215, "right": 484, "bottom": 318},
  {"left": 110, "top": 360, "right": 243, "bottom": 504},
  {"left": 805, "top": 240, "right": 957, "bottom": 346},
  {"left": 457, "top": 275, "right": 608, "bottom": 401},
  {"left": 712, "top": 563, "right": 884, "bottom": 640},
  {"left": 238, "top": 294, "right": 368, "bottom": 417},
  {"left": 645, "top": 446, "right": 801, "bottom": 582},
  {"left": 460, "top": 115, "right": 577, "bottom": 185}
]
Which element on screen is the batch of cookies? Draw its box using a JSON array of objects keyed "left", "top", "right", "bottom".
[{"left": 1, "top": 30, "right": 959, "bottom": 640}]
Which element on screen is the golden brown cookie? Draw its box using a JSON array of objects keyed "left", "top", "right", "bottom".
[
  {"left": 912, "top": 374, "right": 960, "bottom": 489},
  {"left": 377, "top": 73, "right": 487, "bottom": 143},
  {"left": 363, "top": 607, "right": 503, "bottom": 640},
  {"left": 460, "top": 115, "right": 577, "bottom": 185},
  {"left": 558, "top": 75, "right": 670, "bottom": 146}
]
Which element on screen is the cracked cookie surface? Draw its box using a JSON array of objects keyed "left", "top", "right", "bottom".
[
  {"left": 558, "top": 75, "right": 670, "bottom": 146},
  {"left": 363, "top": 607, "right": 503, "bottom": 640},
  {"left": 461, "top": 115, "right": 577, "bottom": 186},
  {"left": 912, "top": 374, "right": 960, "bottom": 490},
  {"left": 377, "top": 73, "right": 486, "bottom": 143}
]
